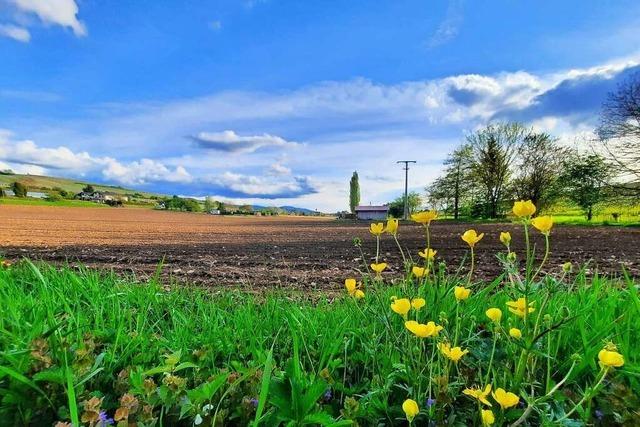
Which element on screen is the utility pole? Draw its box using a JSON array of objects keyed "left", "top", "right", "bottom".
[{"left": 397, "top": 160, "right": 417, "bottom": 220}]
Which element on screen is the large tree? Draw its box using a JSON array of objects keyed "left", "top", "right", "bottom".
[
  {"left": 468, "top": 123, "right": 528, "bottom": 218},
  {"left": 349, "top": 171, "right": 360, "bottom": 213},
  {"left": 511, "top": 132, "right": 566, "bottom": 210},
  {"left": 596, "top": 71, "right": 640, "bottom": 195},
  {"left": 11, "top": 181, "right": 27, "bottom": 198},
  {"left": 388, "top": 191, "right": 422, "bottom": 218},
  {"left": 560, "top": 154, "right": 611, "bottom": 221}
]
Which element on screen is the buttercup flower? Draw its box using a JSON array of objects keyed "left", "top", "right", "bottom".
[
  {"left": 412, "top": 266, "right": 426, "bottom": 278},
  {"left": 385, "top": 219, "right": 399, "bottom": 235},
  {"left": 391, "top": 298, "right": 411, "bottom": 319},
  {"left": 512, "top": 200, "right": 536, "bottom": 218},
  {"left": 562, "top": 261, "right": 573, "bottom": 273},
  {"left": 506, "top": 298, "right": 535, "bottom": 318},
  {"left": 418, "top": 248, "right": 437, "bottom": 260},
  {"left": 344, "top": 278, "right": 365, "bottom": 299},
  {"left": 411, "top": 298, "right": 426, "bottom": 310},
  {"left": 463, "top": 384, "right": 492, "bottom": 406},
  {"left": 598, "top": 349, "right": 624, "bottom": 368},
  {"left": 411, "top": 210, "right": 438, "bottom": 225},
  {"left": 499, "top": 232, "right": 511, "bottom": 247},
  {"left": 492, "top": 388, "right": 519, "bottom": 409},
  {"left": 531, "top": 215, "right": 554, "bottom": 235},
  {"left": 402, "top": 399, "right": 419, "bottom": 422},
  {"left": 461, "top": 229, "right": 484, "bottom": 248},
  {"left": 454, "top": 286, "right": 471, "bottom": 301},
  {"left": 370, "top": 262, "right": 387, "bottom": 276},
  {"left": 481, "top": 409, "right": 495, "bottom": 426},
  {"left": 369, "top": 222, "right": 385, "bottom": 236},
  {"left": 405, "top": 320, "right": 443, "bottom": 338},
  {"left": 507, "top": 252, "right": 517, "bottom": 262},
  {"left": 486, "top": 308, "right": 502, "bottom": 323},
  {"left": 509, "top": 328, "right": 522, "bottom": 339},
  {"left": 438, "top": 342, "right": 469, "bottom": 363}
]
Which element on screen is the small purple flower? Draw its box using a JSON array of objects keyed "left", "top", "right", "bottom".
[
  {"left": 322, "top": 389, "right": 333, "bottom": 402},
  {"left": 595, "top": 409, "right": 604, "bottom": 420},
  {"left": 98, "top": 411, "right": 114, "bottom": 426},
  {"left": 250, "top": 398, "right": 259, "bottom": 408},
  {"left": 426, "top": 397, "right": 436, "bottom": 408}
]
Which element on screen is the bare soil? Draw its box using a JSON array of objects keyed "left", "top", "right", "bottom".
[{"left": 0, "top": 205, "right": 638, "bottom": 291}]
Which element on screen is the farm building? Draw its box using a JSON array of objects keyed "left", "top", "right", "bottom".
[
  {"left": 355, "top": 205, "right": 389, "bottom": 220},
  {"left": 76, "top": 191, "right": 129, "bottom": 203}
]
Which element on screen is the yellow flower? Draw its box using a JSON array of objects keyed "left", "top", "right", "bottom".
[
  {"left": 418, "top": 248, "right": 437, "bottom": 260},
  {"left": 481, "top": 409, "right": 495, "bottom": 426},
  {"left": 405, "top": 320, "right": 443, "bottom": 338},
  {"left": 411, "top": 298, "right": 426, "bottom": 310},
  {"left": 598, "top": 349, "right": 624, "bottom": 368},
  {"left": 485, "top": 308, "right": 502, "bottom": 323},
  {"left": 499, "top": 231, "right": 511, "bottom": 247},
  {"left": 370, "top": 262, "right": 387, "bottom": 275},
  {"left": 411, "top": 210, "right": 438, "bottom": 225},
  {"left": 369, "top": 222, "right": 385, "bottom": 236},
  {"left": 344, "top": 280, "right": 364, "bottom": 299},
  {"left": 438, "top": 342, "right": 469, "bottom": 363},
  {"left": 461, "top": 229, "right": 484, "bottom": 248},
  {"left": 531, "top": 215, "right": 554, "bottom": 235},
  {"left": 562, "top": 261, "right": 573, "bottom": 273},
  {"left": 512, "top": 200, "right": 536, "bottom": 218},
  {"left": 491, "top": 388, "right": 519, "bottom": 410},
  {"left": 391, "top": 298, "right": 411, "bottom": 318},
  {"left": 463, "top": 384, "right": 492, "bottom": 406},
  {"left": 385, "top": 218, "right": 399, "bottom": 235},
  {"left": 509, "top": 328, "right": 522, "bottom": 339},
  {"left": 506, "top": 298, "right": 535, "bottom": 318},
  {"left": 454, "top": 286, "right": 471, "bottom": 301},
  {"left": 412, "top": 266, "right": 427, "bottom": 278},
  {"left": 402, "top": 399, "right": 419, "bottom": 422}
]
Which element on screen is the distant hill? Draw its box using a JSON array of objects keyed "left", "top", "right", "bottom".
[
  {"left": 252, "top": 204, "right": 318, "bottom": 215},
  {"left": 0, "top": 172, "right": 158, "bottom": 197}
]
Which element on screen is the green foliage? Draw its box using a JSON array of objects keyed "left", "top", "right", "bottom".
[
  {"left": 388, "top": 191, "right": 422, "bottom": 218},
  {"left": 349, "top": 172, "right": 360, "bottom": 214},
  {"left": 164, "top": 196, "right": 202, "bottom": 212},
  {"left": 11, "top": 181, "right": 28, "bottom": 197},
  {"left": 82, "top": 184, "right": 95, "bottom": 193},
  {"left": 560, "top": 154, "right": 611, "bottom": 221},
  {"left": 0, "top": 257, "right": 637, "bottom": 425}
]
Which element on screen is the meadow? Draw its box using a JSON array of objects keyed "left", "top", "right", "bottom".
[{"left": 0, "top": 201, "right": 638, "bottom": 426}]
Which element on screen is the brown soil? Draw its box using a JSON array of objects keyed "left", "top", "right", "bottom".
[{"left": 0, "top": 205, "right": 638, "bottom": 290}]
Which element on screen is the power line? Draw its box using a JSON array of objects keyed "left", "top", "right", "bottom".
[{"left": 397, "top": 160, "right": 417, "bottom": 220}]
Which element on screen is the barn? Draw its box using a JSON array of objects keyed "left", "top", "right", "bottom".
[{"left": 355, "top": 205, "right": 389, "bottom": 220}]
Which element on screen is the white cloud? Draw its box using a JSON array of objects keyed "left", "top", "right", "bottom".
[
  {"left": 426, "top": 0, "right": 464, "bottom": 49},
  {"left": 0, "top": 23, "right": 30, "bottom": 42},
  {"left": 268, "top": 161, "right": 291, "bottom": 176},
  {"left": 190, "top": 130, "right": 298, "bottom": 153},
  {"left": 9, "top": 0, "right": 86, "bottom": 36},
  {"left": 102, "top": 159, "right": 192, "bottom": 186}
]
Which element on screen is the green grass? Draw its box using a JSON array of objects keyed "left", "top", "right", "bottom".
[
  {"left": 0, "top": 258, "right": 638, "bottom": 426},
  {"left": 0, "top": 197, "right": 111, "bottom": 208}
]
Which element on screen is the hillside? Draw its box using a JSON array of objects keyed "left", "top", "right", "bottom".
[{"left": 0, "top": 172, "right": 158, "bottom": 197}]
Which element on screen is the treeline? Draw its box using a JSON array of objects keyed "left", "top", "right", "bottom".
[{"left": 427, "top": 71, "right": 640, "bottom": 221}]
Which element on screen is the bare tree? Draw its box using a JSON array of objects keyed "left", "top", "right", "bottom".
[
  {"left": 511, "top": 132, "right": 567, "bottom": 210},
  {"left": 596, "top": 71, "right": 640, "bottom": 195},
  {"left": 468, "top": 123, "right": 528, "bottom": 218}
]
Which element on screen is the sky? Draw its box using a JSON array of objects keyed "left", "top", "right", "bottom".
[{"left": 1, "top": 0, "right": 639, "bottom": 212}]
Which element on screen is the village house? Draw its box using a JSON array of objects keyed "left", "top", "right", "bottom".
[{"left": 354, "top": 205, "right": 389, "bottom": 220}]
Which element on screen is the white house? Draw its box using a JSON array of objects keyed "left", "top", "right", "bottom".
[{"left": 355, "top": 205, "right": 389, "bottom": 220}]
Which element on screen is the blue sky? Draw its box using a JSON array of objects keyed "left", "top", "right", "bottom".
[{"left": 1, "top": 0, "right": 639, "bottom": 211}]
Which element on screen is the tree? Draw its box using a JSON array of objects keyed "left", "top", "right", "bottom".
[
  {"left": 349, "top": 171, "right": 360, "bottom": 214},
  {"left": 468, "top": 123, "right": 528, "bottom": 218},
  {"left": 511, "top": 132, "right": 566, "bottom": 210},
  {"left": 83, "top": 184, "right": 95, "bottom": 193},
  {"left": 0, "top": 187, "right": 5, "bottom": 197},
  {"left": 560, "top": 154, "right": 611, "bottom": 221},
  {"left": 388, "top": 192, "right": 422, "bottom": 218},
  {"left": 429, "top": 144, "right": 474, "bottom": 219},
  {"left": 204, "top": 196, "right": 217, "bottom": 212},
  {"left": 11, "top": 181, "right": 28, "bottom": 198},
  {"left": 597, "top": 71, "right": 640, "bottom": 195}
]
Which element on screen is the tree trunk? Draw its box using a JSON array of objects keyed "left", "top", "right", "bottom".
[{"left": 587, "top": 206, "right": 593, "bottom": 221}]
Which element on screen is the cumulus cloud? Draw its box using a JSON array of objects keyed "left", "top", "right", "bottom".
[
  {"left": 0, "top": 24, "right": 30, "bottom": 42},
  {"left": 8, "top": 0, "right": 86, "bottom": 37},
  {"left": 0, "top": 130, "right": 191, "bottom": 186},
  {"left": 202, "top": 172, "right": 316, "bottom": 199},
  {"left": 268, "top": 161, "right": 292, "bottom": 176},
  {"left": 190, "top": 130, "right": 298, "bottom": 153}
]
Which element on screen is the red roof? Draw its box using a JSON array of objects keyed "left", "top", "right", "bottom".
[{"left": 355, "top": 205, "right": 389, "bottom": 212}]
